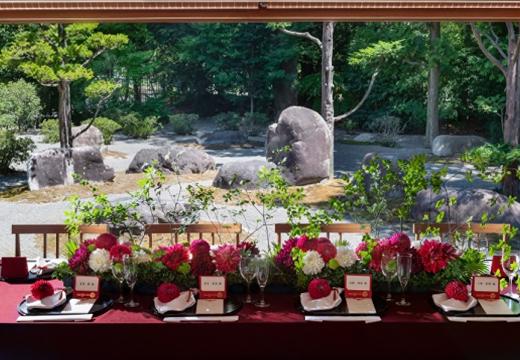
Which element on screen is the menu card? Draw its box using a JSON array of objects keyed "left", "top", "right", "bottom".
[
  {"left": 196, "top": 299, "right": 225, "bottom": 315},
  {"left": 478, "top": 299, "right": 514, "bottom": 315},
  {"left": 346, "top": 298, "right": 376, "bottom": 314},
  {"left": 60, "top": 298, "right": 96, "bottom": 314}
]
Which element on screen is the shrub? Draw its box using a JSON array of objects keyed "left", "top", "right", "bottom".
[
  {"left": 0, "top": 79, "right": 42, "bottom": 131},
  {"left": 120, "top": 112, "right": 160, "bottom": 139},
  {"left": 213, "top": 112, "right": 242, "bottom": 131},
  {"left": 241, "top": 112, "right": 270, "bottom": 136},
  {"left": 81, "top": 117, "right": 122, "bottom": 145},
  {"left": 169, "top": 113, "right": 197, "bottom": 135},
  {"left": 0, "top": 130, "right": 35, "bottom": 174},
  {"left": 367, "top": 115, "right": 405, "bottom": 147},
  {"left": 40, "top": 118, "right": 60, "bottom": 143}
]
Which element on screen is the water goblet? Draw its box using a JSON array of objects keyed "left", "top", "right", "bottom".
[
  {"left": 254, "top": 258, "right": 270, "bottom": 308},
  {"left": 111, "top": 259, "right": 125, "bottom": 303},
  {"left": 396, "top": 253, "right": 412, "bottom": 306},
  {"left": 381, "top": 251, "right": 397, "bottom": 302},
  {"left": 239, "top": 256, "right": 257, "bottom": 304},
  {"left": 123, "top": 255, "right": 140, "bottom": 308},
  {"left": 501, "top": 250, "right": 519, "bottom": 298}
]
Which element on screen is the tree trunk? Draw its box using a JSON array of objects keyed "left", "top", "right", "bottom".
[
  {"left": 321, "top": 21, "right": 335, "bottom": 179},
  {"left": 426, "top": 22, "right": 441, "bottom": 148},
  {"left": 58, "top": 80, "right": 72, "bottom": 149},
  {"left": 133, "top": 81, "right": 141, "bottom": 104},
  {"left": 273, "top": 58, "right": 298, "bottom": 118}
]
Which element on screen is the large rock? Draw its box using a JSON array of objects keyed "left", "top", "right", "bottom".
[
  {"left": 200, "top": 130, "right": 248, "bottom": 148},
  {"left": 353, "top": 133, "right": 377, "bottom": 143},
  {"left": 212, "top": 160, "right": 275, "bottom": 189},
  {"left": 127, "top": 146, "right": 215, "bottom": 174},
  {"left": 432, "top": 135, "right": 486, "bottom": 157},
  {"left": 72, "top": 146, "right": 115, "bottom": 183},
  {"left": 27, "top": 147, "right": 114, "bottom": 190},
  {"left": 266, "top": 106, "right": 331, "bottom": 185},
  {"left": 412, "top": 188, "right": 520, "bottom": 228},
  {"left": 72, "top": 125, "right": 103, "bottom": 148}
]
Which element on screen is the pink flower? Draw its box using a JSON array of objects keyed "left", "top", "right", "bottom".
[
  {"left": 69, "top": 244, "right": 90, "bottom": 274},
  {"left": 160, "top": 244, "right": 189, "bottom": 271},
  {"left": 237, "top": 241, "right": 260, "bottom": 256},
  {"left": 296, "top": 235, "right": 318, "bottom": 251},
  {"left": 214, "top": 244, "right": 241, "bottom": 274},
  {"left": 275, "top": 238, "right": 297, "bottom": 269},
  {"left": 386, "top": 232, "right": 411, "bottom": 253},
  {"left": 110, "top": 243, "right": 132, "bottom": 262},
  {"left": 316, "top": 238, "right": 337, "bottom": 263},
  {"left": 190, "top": 239, "right": 211, "bottom": 256},
  {"left": 95, "top": 233, "right": 118, "bottom": 250},
  {"left": 418, "top": 240, "right": 458, "bottom": 274}
]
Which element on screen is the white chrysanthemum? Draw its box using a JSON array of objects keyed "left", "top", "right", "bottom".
[
  {"left": 335, "top": 247, "right": 357, "bottom": 268},
  {"left": 302, "top": 250, "right": 325, "bottom": 275},
  {"left": 133, "top": 249, "right": 151, "bottom": 264},
  {"left": 412, "top": 240, "right": 422, "bottom": 249},
  {"left": 88, "top": 248, "right": 111, "bottom": 273}
]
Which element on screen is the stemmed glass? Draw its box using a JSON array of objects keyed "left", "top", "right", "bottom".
[
  {"left": 254, "top": 258, "right": 270, "bottom": 308},
  {"left": 239, "top": 256, "right": 257, "bottom": 304},
  {"left": 501, "top": 250, "right": 519, "bottom": 298},
  {"left": 381, "top": 252, "right": 397, "bottom": 302},
  {"left": 123, "top": 255, "right": 139, "bottom": 308},
  {"left": 396, "top": 253, "right": 412, "bottom": 306},
  {"left": 111, "top": 259, "right": 125, "bottom": 304}
]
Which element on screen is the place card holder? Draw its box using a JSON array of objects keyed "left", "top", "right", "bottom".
[
  {"left": 344, "top": 274, "right": 372, "bottom": 299},
  {"left": 471, "top": 275, "right": 500, "bottom": 300},
  {"left": 197, "top": 276, "right": 227, "bottom": 315},
  {"left": 73, "top": 275, "right": 100, "bottom": 300}
]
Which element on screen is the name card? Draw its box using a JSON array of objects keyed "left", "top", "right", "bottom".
[
  {"left": 73, "top": 275, "right": 100, "bottom": 300},
  {"left": 344, "top": 274, "right": 372, "bottom": 298},
  {"left": 199, "top": 276, "right": 227, "bottom": 299},
  {"left": 472, "top": 276, "right": 500, "bottom": 300},
  {"left": 196, "top": 299, "right": 225, "bottom": 315}
]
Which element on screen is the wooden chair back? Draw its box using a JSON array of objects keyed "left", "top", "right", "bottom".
[
  {"left": 144, "top": 223, "right": 242, "bottom": 247},
  {"left": 12, "top": 224, "right": 109, "bottom": 258},
  {"left": 274, "top": 223, "right": 371, "bottom": 245},
  {"left": 412, "top": 223, "right": 508, "bottom": 246}
]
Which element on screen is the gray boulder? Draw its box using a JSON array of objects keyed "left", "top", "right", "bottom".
[
  {"left": 200, "top": 130, "right": 248, "bottom": 148},
  {"left": 72, "top": 146, "right": 115, "bottom": 183},
  {"left": 27, "top": 147, "right": 114, "bottom": 190},
  {"left": 412, "top": 188, "right": 520, "bottom": 228},
  {"left": 432, "top": 135, "right": 486, "bottom": 157},
  {"left": 72, "top": 125, "right": 104, "bottom": 148},
  {"left": 212, "top": 160, "right": 275, "bottom": 189},
  {"left": 353, "top": 133, "right": 377, "bottom": 143},
  {"left": 266, "top": 106, "right": 331, "bottom": 185},
  {"left": 127, "top": 146, "right": 215, "bottom": 174}
]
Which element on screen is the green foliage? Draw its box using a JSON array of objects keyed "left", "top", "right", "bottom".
[
  {"left": 242, "top": 112, "right": 271, "bottom": 136},
  {"left": 169, "top": 113, "right": 197, "bottom": 135},
  {"left": 119, "top": 112, "right": 160, "bottom": 139},
  {"left": 0, "top": 79, "right": 42, "bottom": 131},
  {"left": 213, "top": 112, "right": 242, "bottom": 131},
  {"left": 0, "top": 129, "right": 35, "bottom": 174},
  {"left": 81, "top": 117, "right": 121, "bottom": 145},
  {"left": 40, "top": 118, "right": 59, "bottom": 143},
  {"left": 462, "top": 143, "right": 517, "bottom": 186}
]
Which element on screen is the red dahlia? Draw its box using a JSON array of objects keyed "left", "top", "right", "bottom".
[
  {"left": 308, "top": 278, "right": 332, "bottom": 299},
  {"left": 95, "top": 233, "right": 118, "bottom": 250},
  {"left": 31, "top": 280, "right": 55, "bottom": 300},
  {"left": 418, "top": 240, "right": 458, "bottom": 274},
  {"left": 191, "top": 253, "right": 216, "bottom": 277},
  {"left": 110, "top": 243, "right": 132, "bottom": 262},
  {"left": 161, "top": 244, "right": 189, "bottom": 271},
  {"left": 190, "top": 239, "right": 211, "bottom": 256},
  {"left": 445, "top": 280, "right": 469, "bottom": 302},
  {"left": 296, "top": 235, "right": 318, "bottom": 252},
  {"left": 316, "top": 238, "right": 337, "bottom": 263},
  {"left": 157, "top": 283, "right": 180, "bottom": 303}
]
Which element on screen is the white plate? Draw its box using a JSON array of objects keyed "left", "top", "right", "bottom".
[
  {"left": 432, "top": 293, "right": 478, "bottom": 312},
  {"left": 25, "top": 290, "right": 67, "bottom": 310},
  {"left": 154, "top": 291, "right": 197, "bottom": 314},
  {"left": 300, "top": 288, "right": 343, "bottom": 312}
]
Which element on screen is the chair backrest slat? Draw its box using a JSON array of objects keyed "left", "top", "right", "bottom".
[
  {"left": 412, "top": 223, "right": 509, "bottom": 244},
  {"left": 144, "top": 223, "right": 242, "bottom": 247},
  {"left": 274, "top": 223, "right": 371, "bottom": 245}
]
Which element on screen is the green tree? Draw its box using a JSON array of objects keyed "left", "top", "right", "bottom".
[
  {"left": 0, "top": 79, "right": 41, "bottom": 131},
  {"left": 0, "top": 23, "right": 127, "bottom": 148}
]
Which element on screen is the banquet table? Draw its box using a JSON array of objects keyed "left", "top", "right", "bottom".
[{"left": 0, "top": 280, "right": 518, "bottom": 360}]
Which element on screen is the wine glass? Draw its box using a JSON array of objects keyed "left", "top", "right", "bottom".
[
  {"left": 381, "top": 251, "right": 397, "bottom": 302},
  {"left": 396, "top": 253, "right": 412, "bottom": 306},
  {"left": 239, "top": 256, "right": 257, "bottom": 304},
  {"left": 111, "top": 259, "right": 125, "bottom": 303},
  {"left": 122, "top": 255, "right": 140, "bottom": 308},
  {"left": 254, "top": 258, "right": 270, "bottom": 308},
  {"left": 501, "top": 250, "right": 519, "bottom": 298}
]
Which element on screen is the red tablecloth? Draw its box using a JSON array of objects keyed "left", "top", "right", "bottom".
[{"left": 0, "top": 280, "right": 518, "bottom": 359}]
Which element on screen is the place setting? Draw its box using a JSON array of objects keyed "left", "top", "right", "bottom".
[{"left": 1, "top": 256, "right": 66, "bottom": 283}]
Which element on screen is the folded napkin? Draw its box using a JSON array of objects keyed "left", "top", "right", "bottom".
[
  {"left": 25, "top": 290, "right": 67, "bottom": 310},
  {"left": 300, "top": 288, "right": 343, "bottom": 312},
  {"left": 447, "top": 316, "right": 520, "bottom": 323},
  {"left": 163, "top": 315, "right": 239, "bottom": 323},
  {"left": 432, "top": 293, "right": 478, "bottom": 312},
  {"left": 154, "top": 291, "right": 196, "bottom": 314},
  {"left": 305, "top": 315, "right": 381, "bottom": 323},
  {"left": 16, "top": 314, "right": 93, "bottom": 322},
  {"left": 29, "top": 258, "right": 66, "bottom": 276}
]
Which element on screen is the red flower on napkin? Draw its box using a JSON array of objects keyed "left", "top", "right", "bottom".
[
  {"left": 157, "top": 283, "right": 180, "bottom": 303},
  {"left": 445, "top": 280, "right": 469, "bottom": 302},
  {"left": 31, "top": 280, "right": 54, "bottom": 300},
  {"left": 308, "top": 278, "right": 332, "bottom": 299}
]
